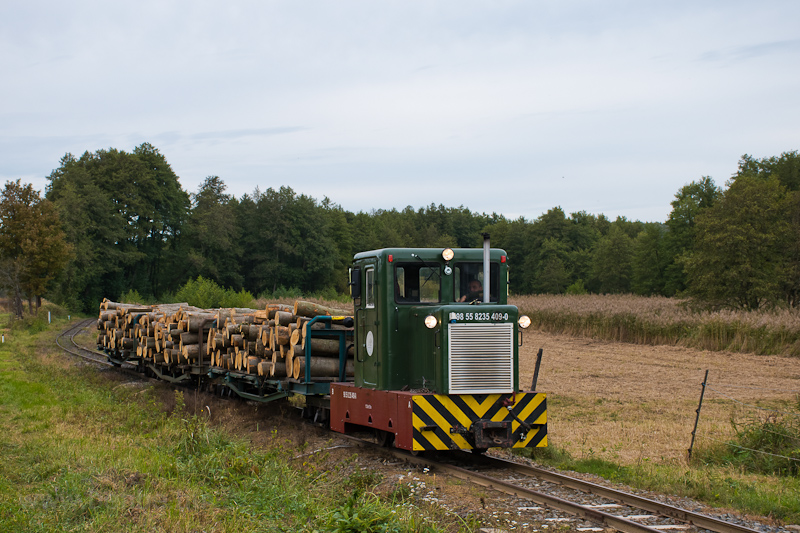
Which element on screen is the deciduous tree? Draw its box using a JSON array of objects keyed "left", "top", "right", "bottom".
[
  {"left": 46, "top": 144, "right": 189, "bottom": 310},
  {"left": 0, "top": 180, "right": 71, "bottom": 316},
  {"left": 683, "top": 175, "right": 791, "bottom": 309},
  {"left": 662, "top": 176, "right": 720, "bottom": 295},
  {"left": 590, "top": 225, "right": 633, "bottom": 294},
  {"left": 183, "top": 176, "right": 242, "bottom": 288}
]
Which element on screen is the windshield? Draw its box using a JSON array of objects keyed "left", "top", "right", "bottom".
[
  {"left": 395, "top": 263, "right": 441, "bottom": 303},
  {"left": 454, "top": 262, "right": 499, "bottom": 302}
]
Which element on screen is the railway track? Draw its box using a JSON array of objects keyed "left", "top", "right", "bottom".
[
  {"left": 438, "top": 452, "right": 764, "bottom": 533},
  {"left": 336, "top": 435, "right": 772, "bottom": 533},
  {"left": 56, "top": 318, "right": 154, "bottom": 381},
  {"left": 55, "top": 318, "right": 111, "bottom": 365}
]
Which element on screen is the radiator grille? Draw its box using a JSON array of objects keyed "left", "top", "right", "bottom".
[{"left": 448, "top": 323, "right": 514, "bottom": 394}]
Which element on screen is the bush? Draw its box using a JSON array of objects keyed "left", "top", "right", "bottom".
[
  {"left": 695, "top": 404, "right": 800, "bottom": 476},
  {"left": 264, "top": 286, "right": 304, "bottom": 300},
  {"left": 220, "top": 288, "right": 257, "bottom": 308},
  {"left": 565, "top": 279, "right": 588, "bottom": 295},
  {"left": 259, "top": 285, "right": 350, "bottom": 303},
  {"left": 175, "top": 277, "right": 256, "bottom": 309},
  {"left": 118, "top": 289, "right": 144, "bottom": 304}
]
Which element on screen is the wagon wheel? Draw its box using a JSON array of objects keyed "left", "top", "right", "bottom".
[{"left": 375, "top": 429, "right": 395, "bottom": 448}]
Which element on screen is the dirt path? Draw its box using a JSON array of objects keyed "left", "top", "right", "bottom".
[{"left": 519, "top": 331, "right": 800, "bottom": 464}]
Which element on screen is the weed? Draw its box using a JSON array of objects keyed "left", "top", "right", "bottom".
[
  {"left": 694, "top": 403, "right": 800, "bottom": 477},
  {"left": 320, "top": 492, "right": 406, "bottom": 533}
]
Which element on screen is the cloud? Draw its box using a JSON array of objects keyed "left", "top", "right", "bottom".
[
  {"left": 698, "top": 38, "right": 800, "bottom": 64},
  {"left": 1, "top": 1, "right": 799, "bottom": 224}
]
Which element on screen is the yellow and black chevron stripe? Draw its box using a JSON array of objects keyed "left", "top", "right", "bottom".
[{"left": 411, "top": 392, "right": 547, "bottom": 451}]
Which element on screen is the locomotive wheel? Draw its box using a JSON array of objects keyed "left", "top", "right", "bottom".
[{"left": 375, "top": 429, "right": 394, "bottom": 448}]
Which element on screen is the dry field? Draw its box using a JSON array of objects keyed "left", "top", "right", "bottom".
[{"left": 518, "top": 331, "right": 800, "bottom": 465}]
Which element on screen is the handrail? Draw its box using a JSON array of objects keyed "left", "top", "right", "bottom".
[{"left": 303, "top": 316, "right": 352, "bottom": 384}]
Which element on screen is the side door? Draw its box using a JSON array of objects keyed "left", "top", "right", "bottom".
[{"left": 356, "top": 264, "right": 379, "bottom": 387}]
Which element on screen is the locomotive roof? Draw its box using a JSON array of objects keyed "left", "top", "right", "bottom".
[{"left": 353, "top": 247, "right": 508, "bottom": 262}]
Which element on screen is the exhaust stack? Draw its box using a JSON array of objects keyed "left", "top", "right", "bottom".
[{"left": 482, "top": 232, "right": 490, "bottom": 303}]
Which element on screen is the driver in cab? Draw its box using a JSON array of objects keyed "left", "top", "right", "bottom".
[{"left": 459, "top": 279, "right": 483, "bottom": 302}]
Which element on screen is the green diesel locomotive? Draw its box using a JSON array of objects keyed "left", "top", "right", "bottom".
[{"left": 329, "top": 240, "right": 547, "bottom": 452}]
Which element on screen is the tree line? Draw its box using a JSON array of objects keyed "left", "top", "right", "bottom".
[{"left": 1, "top": 143, "right": 797, "bottom": 315}]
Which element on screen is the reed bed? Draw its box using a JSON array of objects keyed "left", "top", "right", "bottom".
[{"left": 511, "top": 294, "right": 800, "bottom": 357}]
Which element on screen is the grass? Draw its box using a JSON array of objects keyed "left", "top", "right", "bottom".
[
  {"left": 511, "top": 294, "right": 800, "bottom": 356},
  {"left": 0, "top": 312, "right": 455, "bottom": 532},
  {"left": 693, "top": 401, "right": 800, "bottom": 477}
]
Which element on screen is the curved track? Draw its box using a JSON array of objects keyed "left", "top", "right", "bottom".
[
  {"left": 55, "top": 318, "right": 112, "bottom": 366},
  {"left": 335, "top": 434, "right": 765, "bottom": 533},
  {"left": 445, "top": 452, "right": 763, "bottom": 533},
  {"left": 56, "top": 319, "right": 155, "bottom": 383}
]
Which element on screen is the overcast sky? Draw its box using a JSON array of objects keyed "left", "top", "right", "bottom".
[{"left": 2, "top": 1, "right": 799, "bottom": 223}]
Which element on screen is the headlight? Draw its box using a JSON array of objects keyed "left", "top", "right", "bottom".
[
  {"left": 424, "top": 315, "right": 438, "bottom": 329},
  {"left": 442, "top": 248, "right": 454, "bottom": 261},
  {"left": 518, "top": 315, "right": 531, "bottom": 329}
]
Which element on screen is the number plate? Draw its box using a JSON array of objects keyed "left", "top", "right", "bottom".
[{"left": 448, "top": 311, "right": 509, "bottom": 322}]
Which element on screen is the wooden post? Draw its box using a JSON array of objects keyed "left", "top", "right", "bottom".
[
  {"left": 688, "top": 369, "right": 709, "bottom": 460},
  {"left": 530, "top": 348, "right": 543, "bottom": 390}
]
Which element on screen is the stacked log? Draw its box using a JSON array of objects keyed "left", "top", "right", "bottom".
[{"left": 96, "top": 298, "right": 355, "bottom": 382}]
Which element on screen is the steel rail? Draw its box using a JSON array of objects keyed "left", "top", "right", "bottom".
[
  {"left": 329, "top": 433, "right": 673, "bottom": 533},
  {"left": 57, "top": 320, "right": 151, "bottom": 385},
  {"left": 55, "top": 318, "right": 112, "bottom": 366},
  {"left": 330, "top": 432, "right": 762, "bottom": 533},
  {"left": 472, "top": 454, "right": 761, "bottom": 533},
  {"left": 394, "top": 450, "right": 669, "bottom": 533}
]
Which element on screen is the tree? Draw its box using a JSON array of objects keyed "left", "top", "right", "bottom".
[
  {"left": 533, "top": 238, "right": 570, "bottom": 294},
  {"left": 182, "top": 176, "right": 242, "bottom": 288},
  {"left": 736, "top": 151, "right": 800, "bottom": 191},
  {"left": 631, "top": 224, "right": 667, "bottom": 295},
  {"left": 0, "top": 180, "right": 71, "bottom": 316},
  {"left": 733, "top": 151, "right": 800, "bottom": 306},
  {"left": 683, "top": 175, "right": 791, "bottom": 310},
  {"left": 590, "top": 225, "right": 633, "bottom": 293},
  {"left": 237, "top": 186, "right": 338, "bottom": 295},
  {"left": 663, "top": 176, "right": 720, "bottom": 295},
  {"left": 46, "top": 144, "right": 189, "bottom": 310}
]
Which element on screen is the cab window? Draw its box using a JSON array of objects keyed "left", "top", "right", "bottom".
[
  {"left": 395, "top": 263, "right": 441, "bottom": 303},
  {"left": 365, "top": 267, "right": 375, "bottom": 308},
  {"left": 454, "top": 262, "right": 499, "bottom": 302}
]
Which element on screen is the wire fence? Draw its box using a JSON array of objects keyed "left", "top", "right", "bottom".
[{"left": 689, "top": 370, "right": 800, "bottom": 469}]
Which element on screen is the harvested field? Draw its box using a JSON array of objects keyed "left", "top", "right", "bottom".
[{"left": 518, "top": 331, "right": 800, "bottom": 465}]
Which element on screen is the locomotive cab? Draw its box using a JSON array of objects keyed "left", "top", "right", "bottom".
[
  {"left": 330, "top": 246, "right": 547, "bottom": 452},
  {"left": 350, "top": 247, "right": 518, "bottom": 394}
]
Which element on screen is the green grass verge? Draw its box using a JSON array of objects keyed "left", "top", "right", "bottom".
[
  {"left": 518, "top": 446, "right": 800, "bottom": 523},
  {"left": 0, "top": 314, "right": 451, "bottom": 532}
]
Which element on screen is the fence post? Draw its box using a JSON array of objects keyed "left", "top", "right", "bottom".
[
  {"left": 531, "top": 348, "right": 543, "bottom": 390},
  {"left": 688, "top": 369, "right": 710, "bottom": 460}
]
